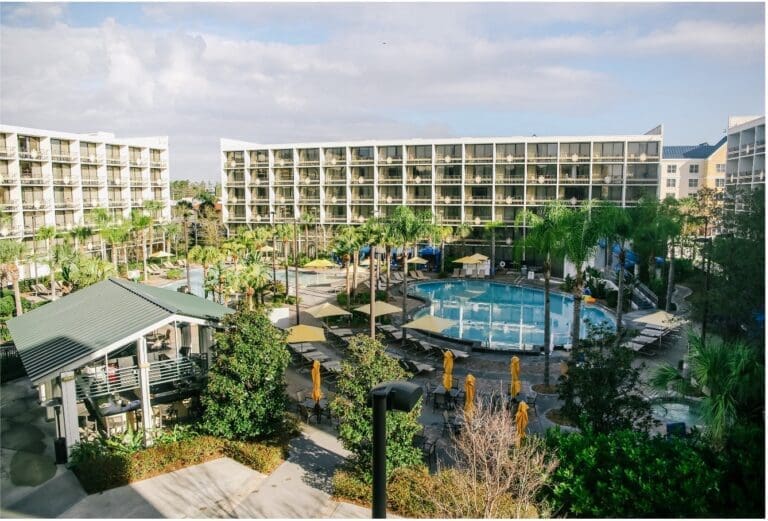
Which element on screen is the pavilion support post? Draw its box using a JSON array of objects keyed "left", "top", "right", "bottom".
[
  {"left": 59, "top": 371, "right": 80, "bottom": 456},
  {"left": 136, "top": 337, "right": 154, "bottom": 447}
]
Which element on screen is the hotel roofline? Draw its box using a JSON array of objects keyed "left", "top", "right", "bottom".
[{"left": 0, "top": 124, "right": 168, "bottom": 148}]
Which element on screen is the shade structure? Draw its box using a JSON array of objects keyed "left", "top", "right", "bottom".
[
  {"left": 304, "top": 258, "right": 336, "bottom": 269},
  {"left": 510, "top": 356, "right": 521, "bottom": 397},
  {"left": 286, "top": 324, "right": 326, "bottom": 344},
  {"left": 464, "top": 373, "right": 476, "bottom": 415},
  {"left": 306, "top": 302, "right": 351, "bottom": 319},
  {"left": 258, "top": 245, "right": 275, "bottom": 253},
  {"left": 149, "top": 250, "right": 172, "bottom": 258},
  {"left": 469, "top": 253, "right": 489, "bottom": 262},
  {"left": 442, "top": 350, "right": 454, "bottom": 390},
  {"left": 406, "top": 256, "right": 429, "bottom": 264},
  {"left": 402, "top": 315, "right": 456, "bottom": 334},
  {"left": 311, "top": 360, "right": 322, "bottom": 402},
  {"left": 634, "top": 310, "right": 684, "bottom": 328},
  {"left": 515, "top": 401, "right": 529, "bottom": 442},
  {"left": 453, "top": 256, "right": 482, "bottom": 264},
  {"left": 354, "top": 301, "right": 402, "bottom": 318}
]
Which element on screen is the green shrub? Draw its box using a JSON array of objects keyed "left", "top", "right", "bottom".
[
  {"left": 0, "top": 294, "right": 15, "bottom": 316},
  {"left": 545, "top": 428, "right": 719, "bottom": 517},
  {"left": 560, "top": 274, "right": 575, "bottom": 292},
  {"left": 673, "top": 258, "right": 696, "bottom": 282},
  {"left": 337, "top": 290, "right": 388, "bottom": 307},
  {"left": 332, "top": 468, "right": 371, "bottom": 503},
  {"left": 225, "top": 440, "right": 284, "bottom": 474},
  {"left": 165, "top": 268, "right": 183, "bottom": 280}
]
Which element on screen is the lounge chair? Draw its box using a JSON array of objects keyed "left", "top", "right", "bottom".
[
  {"left": 451, "top": 268, "right": 460, "bottom": 277},
  {"left": 34, "top": 283, "right": 51, "bottom": 295}
]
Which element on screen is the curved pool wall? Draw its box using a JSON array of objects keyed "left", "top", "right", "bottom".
[
  {"left": 408, "top": 280, "right": 615, "bottom": 352},
  {"left": 650, "top": 397, "right": 704, "bottom": 428},
  {"left": 163, "top": 267, "right": 342, "bottom": 298}
]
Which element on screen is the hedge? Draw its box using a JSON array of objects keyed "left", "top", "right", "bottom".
[{"left": 71, "top": 435, "right": 286, "bottom": 494}]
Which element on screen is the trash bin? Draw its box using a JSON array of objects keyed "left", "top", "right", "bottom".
[
  {"left": 521, "top": 266, "right": 528, "bottom": 277},
  {"left": 54, "top": 437, "right": 67, "bottom": 464}
]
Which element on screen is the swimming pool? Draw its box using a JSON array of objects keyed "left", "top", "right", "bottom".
[
  {"left": 410, "top": 280, "right": 615, "bottom": 351},
  {"left": 163, "top": 267, "right": 344, "bottom": 298}
]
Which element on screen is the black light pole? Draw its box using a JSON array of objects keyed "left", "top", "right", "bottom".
[
  {"left": 368, "top": 381, "right": 423, "bottom": 519},
  {"left": 270, "top": 210, "right": 277, "bottom": 286},
  {"left": 183, "top": 214, "right": 191, "bottom": 291},
  {"left": 293, "top": 215, "right": 300, "bottom": 325}
]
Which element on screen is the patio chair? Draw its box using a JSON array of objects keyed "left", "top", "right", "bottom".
[
  {"left": 452, "top": 268, "right": 460, "bottom": 277},
  {"left": 441, "top": 411, "right": 462, "bottom": 437},
  {"left": 33, "top": 283, "right": 51, "bottom": 295},
  {"left": 432, "top": 391, "right": 447, "bottom": 412}
]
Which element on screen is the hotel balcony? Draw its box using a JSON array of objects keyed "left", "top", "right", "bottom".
[
  {"left": 465, "top": 195, "right": 492, "bottom": 204},
  {"left": 465, "top": 154, "right": 493, "bottom": 164},
  {"left": 324, "top": 212, "right": 348, "bottom": 224},
  {"left": 297, "top": 194, "right": 321, "bottom": 204},
  {"left": 435, "top": 174, "right": 462, "bottom": 184},
  {"left": 559, "top": 153, "right": 590, "bottom": 163},
  {"left": 82, "top": 199, "right": 101, "bottom": 209},
  {"left": 250, "top": 195, "right": 270, "bottom": 204},
  {"left": 53, "top": 176, "right": 77, "bottom": 186},
  {"left": 55, "top": 199, "right": 80, "bottom": 210},
  {"left": 0, "top": 225, "right": 23, "bottom": 238},
  {"left": 298, "top": 173, "right": 320, "bottom": 185},
  {"left": 496, "top": 193, "right": 524, "bottom": 205},
  {"left": 20, "top": 174, "right": 50, "bottom": 185},
  {"left": 351, "top": 174, "right": 374, "bottom": 185},
  {"left": 324, "top": 172, "right": 347, "bottom": 185},
  {"left": 466, "top": 174, "right": 493, "bottom": 185},
  {"left": 107, "top": 178, "right": 123, "bottom": 187},
  {"left": 274, "top": 154, "right": 294, "bottom": 167},
  {"left": 434, "top": 153, "right": 462, "bottom": 164},
  {"left": 405, "top": 195, "right": 433, "bottom": 204},
  {"left": 18, "top": 149, "right": 48, "bottom": 161},
  {"left": 435, "top": 211, "right": 462, "bottom": 224},
  {"left": 51, "top": 152, "right": 78, "bottom": 163},
  {"left": 755, "top": 139, "right": 765, "bottom": 152},
  {"left": 21, "top": 200, "right": 51, "bottom": 211},
  {"left": 227, "top": 212, "right": 247, "bottom": 222},
  {"left": 406, "top": 156, "right": 431, "bottom": 165},
  {"left": 377, "top": 172, "right": 402, "bottom": 184},
  {"left": 150, "top": 160, "right": 167, "bottom": 169},
  {"left": 0, "top": 147, "right": 16, "bottom": 160},
  {"left": 350, "top": 149, "right": 374, "bottom": 165},
  {"left": 107, "top": 157, "right": 127, "bottom": 167},
  {"left": 0, "top": 201, "right": 19, "bottom": 212},
  {"left": 130, "top": 178, "right": 148, "bottom": 187},
  {"left": 0, "top": 174, "right": 18, "bottom": 185},
  {"left": 129, "top": 158, "right": 147, "bottom": 167},
  {"left": 495, "top": 174, "right": 525, "bottom": 184},
  {"left": 150, "top": 177, "right": 165, "bottom": 187},
  {"left": 406, "top": 175, "right": 432, "bottom": 185},
  {"left": 109, "top": 199, "right": 128, "bottom": 208},
  {"left": 379, "top": 194, "right": 402, "bottom": 205},
  {"left": 527, "top": 175, "right": 557, "bottom": 185},
  {"left": 249, "top": 174, "right": 269, "bottom": 186},
  {"left": 274, "top": 172, "right": 295, "bottom": 185},
  {"left": 81, "top": 154, "right": 104, "bottom": 165},
  {"left": 297, "top": 156, "right": 320, "bottom": 167},
  {"left": 378, "top": 155, "right": 403, "bottom": 165},
  {"left": 249, "top": 151, "right": 269, "bottom": 166},
  {"left": 350, "top": 195, "right": 374, "bottom": 204},
  {"left": 226, "top": 176, "right": 246, "bottom": 187}
]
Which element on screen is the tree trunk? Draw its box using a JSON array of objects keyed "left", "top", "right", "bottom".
[
  {"left": 47, "top": 239, "right": 56, "bottom": 300},
  {"left": 665, "top": 239, "right": 676, "bottom": 313},
  {"left": 142, "top": 231, "right": 148, "bottom": 281},
  {"left": 345, "top": 256, "right": 351, "bottom": 310},
  {"left": 440, "top": 240, "right": 446, "bottom": 274},
  {"left": 543, "top": 254, "right": 551, "bottom": 388},
  {"left": 385, "top": 245, "right": 391, "bottom": 298},
  {"left": 369, "top": 245, "right": 376, "bottom": 339},
  {"left": 401, "top": 245, "right": 409, "bottom": 346},
  {"left": 351, "top": 251, "right": 359, "bottom": 297},
  {"left": 570, "top": 268, "right": 583, "bottom": 351},
  {"left": 490, "top": 229, "right": 496, "bottom": 278},
  {"left": 615, "top": 248, "right": 626, "bottom": 336},
  {"left": 284, "top": 241, "right": 290, "bottom": 297},
  {"left": 12, "top": 274, "right": 22, "bottom": 316}
]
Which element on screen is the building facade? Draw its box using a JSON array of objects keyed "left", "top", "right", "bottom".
[
  {"left": 220, "top": 128, "right": 662, "bottom": 250},
  {"left": 660, "top": 138, "right": 727, "bottom": 200},
  {"left": 725, "top": 115, "right": 765, "bottom": 193},
  {"left": 0, "top": 125, "right": 171, "bottom": 274}
]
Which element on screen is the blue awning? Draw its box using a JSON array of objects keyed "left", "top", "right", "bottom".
[{"left": 419, "top": 246, "right": 440, "bottom": 256}]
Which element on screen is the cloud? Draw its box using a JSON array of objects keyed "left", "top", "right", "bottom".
[
  {"left": 0, "top": 4, "right": 764, "bottom": 182},
  {"left": 2, "top": 3, "right": 66, "bottom": 27}
]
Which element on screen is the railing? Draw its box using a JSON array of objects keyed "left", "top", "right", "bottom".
[
  {"left": 81, "top": 177, "right": 102, "bottom": 186},
  {"left": 226, "top": 178, "right": 246, "bottom": 186},
  {"left": 82, "top": 199, "right": 100, "bottom": 208},
  {"left": 150, "top": 160, "right": 167, "bottom": 169},
  {"left": 379, "top": 156, "right": 403, "bottom": 164},
  {"left": 150, "top": 177, "right": 165, "bottom": 186},
  {"left": 377, "top": 176, "right": 402, "bottom": 185},
  {"left": 18, "top": 150, "right": 48, "bottom": 161},
  {"left": 350, "top": 197, "right": 374, "bottom": 203},
  {"left": 465, "top": 196, "right": 492, "bottom": 204},
  {"left": 250, "top": 176, "right": 269, "bottom": 185},
  {"left": 592, "top": 154, "right": 624, "bottom": 162},
  {"left": 0, "top": 175, "right": 18, "bottom": 184},
  {"left": 51, "top": 153, "right": 78, "bottom": 162},
  {"left": 324, "top": 215, "right": 347, "bottom": 223},
  {"left": 107, "top": 157, "right": 126, "bottom": 166},
  {"left": 108, "top": 179, "right": 123, "bottom": 186},
  {"left": 324, "top": 176, "right": 347, "bottom": 185},
  {"left": 274, "top": 158, "right": 294, "bottom": 167},
  {"left": 298, "top": 177, "right": 320, "bottom": 185},
  {"left": 559, "top": 155, "right": 590, "bottom": 162},
  {"left": 53, "top": 177, "right": 76, "bottom": 185},
  {"left": 379, "top": 197, "right": 402, "bottom": 204},
  {"left": 465, "top": 156, "right": 493, "bottom": 163},
  {"left": 297, "top": 159, "right": 320, "bottom": 166},
  {"left": 80, "top": 154, "right": 103, "bottom": 165},
  {"left": 130, "top": 178, "right": 148, "bottom": 186},
  {"left": 527, "top": 154, "right": 557, "bottom": 161},
  {"left": 109, "top": 200, "right": 128, "bottom": 208},
  {"left": 0, "top": 202, "right": 19, "bottom": 211},
  {"left": 496, "top": 176, "right": 525, "bottom": 184},
  {"left": 20, "top": 175, "right": 49, "bottom": 184},
  {"left": 558, "top": 176, "right": 590, "bottom": 184},
  {"left": 496, "top": 196, "right": 524, "bottom": 204},
  {"left": 325, "top": 197, "right": 346, "bottom": 204},
  {"left": 274, "top": 176, "right": 295, "bottom": 185},
  {"left": 435, "top": 176, "right": 463, "bottom": 184},
  {"left": 55, "top": 200, "right": 80, "bottom": 209},
  {"left": 435, "top": 155, "right": 461, "bottom": 164},
  {"left": 406, "top": 157, "right": 432, "bottom": 164},
  {"left": 129, "top": 158, "right": 147, "bottom": 167},
  {"left": 527, "top": 176, "right": 557, "bottom": 184},
  {"left": 350, "top": 157, "right": 374, "bottom": 165},
  {"left": 0, "top": 147, "right": 16, "bottom": 159},
  {"left": 466, "top": 176, "right": 493, "bottom": 184},
  {"left": 406, "top": 177, "right": 431, "bottom": 184},
  {"left": 406, "top": 197, "right": 433, "bottom": 203}
]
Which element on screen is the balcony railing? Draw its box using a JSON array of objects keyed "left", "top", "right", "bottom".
[
  {"left": 350, "top": 157, "right": 374, "bottom": 165},
  {"left": 379, "top": 156, "right": 403, "bottom": 165},
  {"left": 352, "top": 176, "right": 374, "bottom": 185},
  {"left": 107, "top": 157, "right": 126, "bottom": 166},
  {"left": 130, "top": 178, "right": 148, "bottom": 186},
  {"left": 325, "top": 196, "right": 346, "bottom": 204},
  {"left": 298, "top": 177, "right": 320, "bottom": 185},
  {"left": 81, "top": 177, "right": 103, "bottom": 186},
  {"left": 324, "top": 176, "right": 347, "bottom": 185},
  {"left": 0, "top": 226, "right": 23, "bottom": 237},
  {"left": 55, "top": 200, "right": 80, "bottom": 210},
  {"left": 298, "top": 196, "right": 320, "bottom": 204},
  {"left": 226, "top": 178, "right": 246, "bottom": 186},
  {"left": 406, "top": 197, "right": 432, "bottom": 203},
  {"left": 406, "top": 157, "right": 432, "bottom": 164},
  {"left": 0, "top": 202, "right": 19, "bottom": 212},
  {"left": 20, "top": 175, "right": 49, "bottom": 185},
  {"left": 51, "top": 153, "right": 78, "bottom": 163},
  {"left": 150, "top": 177, "right": 165, "bottom": 186},
  {"left": 274, "top": 157, "right": 294, "bottom": 167},
  {"left": 297, "top": 159, "right": 320, "bottom": 167},
  {"left": 497, "top": 196, "right": 524, "bottom": 204},
  {"left": 21, "top": 200, "right": 51, "bottom": 210},
  {"left": 435, "top": 155, "right": 461, "bottom": 164},
  {"left": 0, "top": 175, "right": 18, "bottom": 185},
  {"left": 435, "top": 176, "right": 463, "bottom": 184},
  {"left": 466, "top": 156, "right": 493, "bottom": 164},
  {"left": 18, "top": 150, "right": 48, "bottom": 161},
  {"left": 80, "top": 154, "right": 103, "bottom": 165},
  {"left": 109, "top": 200, "right": 128, "bottom": 208},
  {"left": 275, "top": 176, "right": 295, "bottom": 185},
  {"left": 53, "top": 177, "right": 77, "bottom": 185},
  {"left": 324, "top": 215, "right": 347, "bottom": 223},
  {"left": 436, "top": 215, "right": 462, "bottom": 224},
  {"left": 466, "top": 176, "right": 493, "bottom": 185},
  {"left": 465, "top": 196, "right": 492, "bottom": 204},
  {"left": 82, "top": 199, "right": 100, "bottom": 209},
  {"left": 527, "top": 176, "right": 557, "bottom": 184},
  {"left": 496, "top": 176, "right": 525, "bottom": 184},
  {"left": 150, "top": 160, "right": 167, "bottom": 169},
  {"left": 377, "top": 176, "right": 402, "bottom": 185},
  {"left": 558, "top": 176, "right": 591, "bottom": 184},
  {"left": 250, "top": 176, "right": 269, "bottom": 185},
  {"left": 107, "top": 178, "right": 123, "bottom": 187},
  {"left": 129, "top": 158, "right": 147, "bottom": 167},
  {"left": 350, "top": 196, "right": 374, "bottom": 203},
  {"left": 406, "top": 177, "right": 431, "bottom": 184},
  {"left": 379, "top": 196, "right": 402, "bottom": 204},
  {"left": 0, "top": 147, "right": 16, "bottom": 160},
  {"left": 593, "top": 154, "right": 624, "bottom": 162}
]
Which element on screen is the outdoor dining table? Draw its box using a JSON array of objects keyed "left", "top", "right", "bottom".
[
  {"left": 634, "top": 335, "right": 659, "bottom": 344},
  {"left": 290, "top": 343, "right": 317, "bottom": 354},
  {"left": 639, "top": 328, "right": 665, "bottom": 337},
  {"left": 302, "top": 351, "right": 330, "bottom": 363},
  {"left": 433, "top": 385, "right": 461, "bottom": 410},
  {"left": 321, "top": 360, "right": 342, "bottom": 374},
  {"left": 332, "top": 328, "right": 354, "bottom": 337},
  {"left": 301, "top": 398, "right": 329, "bottom": 423}
]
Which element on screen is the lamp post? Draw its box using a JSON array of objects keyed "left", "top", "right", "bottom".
[
  {"left": 270, "top": 210, "right": 277, "bottom": 293},
  {"left": 368, "top": 381, "right": 423, "bottom": 519},
  {"left": 293, "top": 213, "right": 300, "bottom": 325},
  {"left": 183, "top": 213, "right": 191, "bottom": 291}
]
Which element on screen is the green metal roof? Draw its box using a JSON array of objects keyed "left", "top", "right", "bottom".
[{"left": 7, "top": 278, "right": 232, "bottom": 383}]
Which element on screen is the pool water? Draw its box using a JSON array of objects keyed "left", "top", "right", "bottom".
[
  {"left": 410, "top": 280, "right": 615, "bottom": 351},
  {"left": 651, "top": 401, "right": 703, "bottom": 427},
  {"left": 163, "top": 267, "right": 343, "bottom": 298}
]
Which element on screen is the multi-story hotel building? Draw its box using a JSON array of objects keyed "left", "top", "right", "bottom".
[
  {"left": 725, "top": 115, "right": 765, "bottom": 192},
  {"left": 220, "top": 128, "right": 662, "bottom": 252},
  {"left": 0, "top": 125, "right": 171, "bottom": 274},
  {"left": 660, "top": 138, "right": 727, "bottom": 200}
]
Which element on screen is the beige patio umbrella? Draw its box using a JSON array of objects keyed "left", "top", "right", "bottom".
[
  {"left": 258, "top": 245, "right": 275, "bottom": 253},
  {"left": 354, "top": 301, "right": 402, "bottom": 318},
  {"left": 406, "top": 256, "right": 429, "bottom": 264},
  {"left": 469, "top": 253, "right": 489, "bottom": 261},
  {"left": 453, "top": 255, "right": 482, "bottom": 265},
  {"left": 306, "top": 302, "right": 351, "bottom": 319},
  {"left": 304, "top": 258, "right": 336, "bottom": 269},
  {"left": 149, "top": 250, "right": 172, "bottom": 258},
  {"left": 402, "top": 315, "right": 455, "bottom": 334},
  {"left": 633, "top": 310, "right": 685, "bottom": 328},
  {"left": 286, "top": 324, "right": 326, "bottom": 344}
]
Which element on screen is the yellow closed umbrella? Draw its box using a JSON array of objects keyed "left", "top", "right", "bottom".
[
  {"left": 311, "top": 360, "right": 322, "bottom": 403},
  {"left": 304, "top": 258, "right": 337, "bottom": 269},
  {"left": 510, "top": 356, "right": 521, "bottom": 397},
  {"left": 515, "top": 401, "right": 529, "bottom": 443},
  {"left": 443, "top": 350, "right": 454, "bottom": 390},
  {"left": 464, "top": 373, "right": 476, "bottom": 416}
]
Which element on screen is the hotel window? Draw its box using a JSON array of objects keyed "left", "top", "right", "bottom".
[
  {"left": 467, "top": 144, "right": 493, "bottom": 160},
  {"left": 80, "top": 142, "right": 97, "bottom": 160},
  {"left": 51, "top": 139, "right": 70, "bottom": 158},
  {"left": 688, "top": 179, "right": 699, "bottom": 188},
  {"left": 107, "top": 145, "right": 121, "bottom": 161},
  {"left": 627, "top": 141, "right": 659, "bottom": 159},
  {"left": 666, "top": 178, "right": 676, "bottom": 188},
  {"left": 496, "top": 143, "right": 525, "bottom": 160},
  {"left": 715, "top": 178, "right": 725, "bottom": 188},
  {"left": 666, "top": 165, "right": 677, "bottom": 174},
  {"left": 716, "top": 163, "right": 725, "bottom": 173},
  {"left": 594, "top": 142, "right": 623, "bottom": 159},
  {"left": 560, "top": 143, "right": 590, "bottom": 159},
  {"left": 689, "top": 164, "right": 699, "bottom": 174},
  {"left": 378, "top": 146, "right": 402, "bottom": 161}
]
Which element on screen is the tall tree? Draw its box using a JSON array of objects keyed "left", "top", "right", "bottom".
[
  {"left": 359, "top": 218, "right": 386, "bottom": 338},
  {"left": 274, "top": 224, "right": 294, "bottom": 297},
  {"left": 35, "top": 226, "right": 58, "bottom": 299},
  {"left": 130, "top": 210, "right": 152, "bottom": 281},
  {"left": 514, "top": 202, "right": 567, "bottom": 389},
  {"left": 0, "top": 240, "right": 24, "bottom": 316},
  {"left": 456, "top": 221, "right": 472, "bottom": 257},
  {"left": 432, "top": 224, "right": 454, "bottom": 275},
  {"left": 91, "top": 207, "right": 112, "bottom": 261},
  {"left": 188, "top": 245, "right": 222, "bottom": 296},
  {"left": 483, "top": 220, "right": 504, "bottom": 277},
  {"left": 333, "top": 226, "right": 359, "bottom": 310},
  {"left": 70, "top": 225, "right": 93, "bottom": 254}
]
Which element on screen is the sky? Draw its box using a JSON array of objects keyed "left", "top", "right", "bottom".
[{"left": 0, "top": 2, "right": 764, "bottom": 182}]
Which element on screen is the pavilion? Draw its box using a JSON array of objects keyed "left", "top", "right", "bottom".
[{"left": 7, "top": 278, "right": 232, "bottom": 455}]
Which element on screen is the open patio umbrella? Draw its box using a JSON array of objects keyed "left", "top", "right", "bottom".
[
  {"left": 443, "top": 350, "right": 454, "bottom": 390},
  {"left": 354, "top": 301, "right": 402, "bottom": 318},
  {"left": 469, "top": 253, "right": 489, "bottom": 262},
  {"left": 286, "top": 324, "right": 326, "bottom": 344},
  {"left": 150, "top": 250, "right": 172, "bottom": 258},
  {"left": 304, "top": 258, "right": 336, "bottom": 269},
  {"left": 510, "top": 356, "right": 521, "bottom": 397},
  {"left": 633, "top": 310, "right": 685, "bottom": 328},
  {"left": 464, "top": 373, "right": 476, "bottom": 416},
  {"left": 306, "top": 302, "right": 351, "bottom": 319},
  {"left": 311, "top": 360, "right": 322, "bottom": 403},
  {"left": 402, "top": 315, "right": 455, "bottom": 334},
  {"left": 453, "top": 256, "right": 483, "bottom": 265},
  {"left": 258, "top": 245, "right": 275, "bottom": 253},
  {"left": 406, "top": 256, "right": 429, "bottom": 264},
  {"left": 515, "top": 400, "right": 529, "bottom": 443}
]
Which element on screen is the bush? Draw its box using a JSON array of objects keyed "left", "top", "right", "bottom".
[
  {"left": 673, "top": 258, "right": 696, "bottom": 282},
  {"left": 201, "top": 310, "right": 291, "bottom": 440},
  {"left": 224, "top": 440, "right": 285, "bottom": 474},
  {"left": 165, "top": 268, "right": 183, "bottom": 280},
  {"left": 337, "top": 290, "right": 388, "bottom": 307},
  {"left": 332, "top": 468, "right": 371, "bottom": 504},
  {"left": 545, "top": 428, "right": 719, "bottom": 517},
  {"left": 560, "top": 274, "right": 575, "bottom": 292},
  {"left": 605, "top": 289, "right": 630, "bottom": 312}
]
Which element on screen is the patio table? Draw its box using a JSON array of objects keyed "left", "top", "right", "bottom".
[
  {"left": 302, "top": 351, "right": 330, "bottom": 363},
  {"left": 433, "top": 385, "right": 461, "bottom": 410},
  {"left": 321, "top": 360, "right": 342, "bottom": 373},
  {"left": 333, "top": 328, "right": 354, "bottom": 337},
  {"left": 639, "top": 328, "right": 665, "bottom": 337},
  {"left": 634, "top": 335, "right": 659, "bottom": 344},
  {"left": 301, "top": 398, "right": 329, "bottom": 423}
]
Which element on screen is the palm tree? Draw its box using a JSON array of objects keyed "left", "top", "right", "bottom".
[
  {"left": 651, "top": 334, "right": 764, "bottom": 446},
  {"left": 91, "top": 207, "right": 112, "bottom": 260},
  {"left": 483, "top": 220, "right": 504, "bottom": 277},
  {"left": 237, "top": 260, "right": 271, "bottom": 310},
  {"left": 144, "top": 200, "right": 166, "bottom": 255},
  {"left": 274, "top": 224, "right": 294, "bottom": 297},
  {"left": 659, "top": 197, "right": 683, "bottom": 313},
  {"left": 359, "top": 218, "right": 386, "bottom": 338},
  {"left": 333, "top": 226, "right": 359, "bottom": 310},
  {"left": 221, "top": 239, "right": 246, "bottom": 272},
  {"left": 432, "top": 223, "right": 454, "bottom": 274},
  {"left": 70, "top": 225, "right": 93, "bottom": 254},
  {"left": 514, "top": 202, "right": 567, "bottom": 389},
  {"left": 188, "top": 245, "right": 222, "bottom": 294},
  {"left": 389, "top": 206, "right": 433, "bottom": 330},
  {"left": 300, "top": 212, "right": 316, "bottom": 256},
  {"left": 50, "top": 242, "right": 77, "bottom": 293},
  {"left": 102, "top": 221, "right": 131, "bottom": 271},
  {"left": 456, "top": 221, "right": 472, "bottom": 257},
  {"left": 381, "top": 228, "right": 399, "bottom": 297},
  {"left": 163, "top": 222, "right": 182, "bottom": 256},
  {"left": 0, "top": 240, "right": 24, "bottom": 316},
  {"left": 67, "top": 255, "right": 116, "bottom": 290},
  {"left": 130, "top": 210, "right": 152, "bottom": 281},
  {"left": 35, "top": 226, "right": 58, "bottom": 298}
]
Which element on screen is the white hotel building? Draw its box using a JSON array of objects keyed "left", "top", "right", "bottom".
[
  {"left": 0, "top": 125, "right": 171, "bottom": 273},
  {"left": 220, "top": 127, "right": 662, "bottom": 252},
  {"left": 725, "top": 115, "right": 765, "bottom": 192}
]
